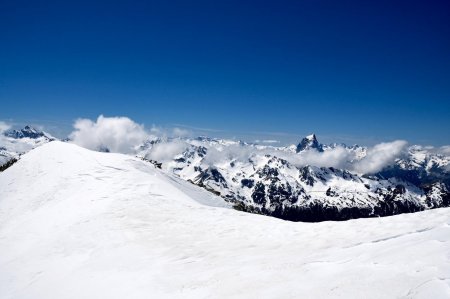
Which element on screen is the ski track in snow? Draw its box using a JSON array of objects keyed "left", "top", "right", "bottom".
[{"left": 0, "top": 142, "right": 449, "bottom": 299}]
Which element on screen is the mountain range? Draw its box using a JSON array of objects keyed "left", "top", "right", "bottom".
[{"left": 1, "top": 126, "right": 449, "bottom": 222}]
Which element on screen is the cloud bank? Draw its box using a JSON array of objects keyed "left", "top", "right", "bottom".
[
  {"left": 146, "top": 138, "right": 408, "bottom": 175},
  {"left": 145, "top": 140, "right": 189, "bottom": 162},
  {"left": 293, "top": 146, "right": 353, "bottom": 169},
  {"left": 254, "top": 140, "right": 280, "bottom": 144},
  {"left": 439, "top": 146, "right": 450, "bottom": 155},
  {"left": 30, "top": 115, "right": 416, "bottom": 174},
  {"left": 159, "top": 140, "right": 407, "bottom": 175},
  {"left": 352, "top": 140, "right": 408, "bottom": 174},
  {"left": 0, "top": 121, "right": 11, "bottom": 134},
  {"left": 0, "top": 121, "right": 12, "bottom": 148},
  {"left": 69, "top": 115, "right": 149, "bottom": 154},
  {"left": 285, "top": 140, "right": 408, "bottom": 174}
]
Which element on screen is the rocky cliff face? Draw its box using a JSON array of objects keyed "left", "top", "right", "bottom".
[{"left": 296, "top": 134, "right": 323, "bottom": 152}]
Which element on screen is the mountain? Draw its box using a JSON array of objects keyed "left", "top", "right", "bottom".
[
  {"left": 1, "top": 128, "right": 449, "bottom": 222},
  {"left": 139, "top": 135, "right": 450, "bottom": 222},
  {"left": 0, "top": 125, "right": 55, "bottom": 171},
  {"left": 296, "top": 133, "right": 323, "bottom": 152},
  {"left": 1, "top": 141, "right": 449, "bottom": 298},
  {"left": 378, "top": 145, "right": 450, "bottom": 187},
  {"left": 4, "top": 125, "right": 54, "bottom": 140}
]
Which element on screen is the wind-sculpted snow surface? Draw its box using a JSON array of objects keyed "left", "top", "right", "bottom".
[{"left": 1, "top": 142, "right": 450, "bottom": 298}]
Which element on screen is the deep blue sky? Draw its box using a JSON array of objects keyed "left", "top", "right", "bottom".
[{"left": 1, "top": 0, "right": 449, "bottom": 145}]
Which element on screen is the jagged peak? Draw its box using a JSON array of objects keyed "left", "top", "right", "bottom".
[
  {"left": 4, "top": 125, "right": 50, "bottom": 139},
  {"left": 305, "top": 133, "right": 317, "bottom": 141},
  {"left": 296, "top": 134, "right": 323, "bottom": 153}
]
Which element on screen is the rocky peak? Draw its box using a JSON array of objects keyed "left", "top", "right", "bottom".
[
  {"left": 4, "top": 125, "right": 49, "bottom": 139},
  {"left": 296, "top": 134, "right": 323, "bottom": 153}
]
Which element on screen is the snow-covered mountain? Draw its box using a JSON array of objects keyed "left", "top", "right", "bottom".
[
  {"left": 139, "top": 135, "right": 450, "bottom": 221},
  {"left": 296, "top": 134, "right": 324, "bottom": 152},
  {"left": 0, "top": 125, "right": 55, "bottom": 170},
  {"left": 1, "top": 141, "right": 449, "bottom": 298},
  {"left": 4, "top": 125, "right": 54, "bottom": 140},
  {"left": 378, "top": 145, "right": 450, "bottom": 187},
  {"left": 1, "top": 126, "right": 449, "bottom": 222}
]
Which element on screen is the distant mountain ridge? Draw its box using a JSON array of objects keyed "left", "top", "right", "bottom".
[
  {"left": 0, "top": 125, "right": 55, "bottom": 171},
  {"left": 4, "top": 125, "right": 54, "bottom": 140},
  {"left": 138, "top": 134, "right": 450, "bottom": 221},
  {"left": 1, "top": 126, "right": 450, "bottom": 221}
]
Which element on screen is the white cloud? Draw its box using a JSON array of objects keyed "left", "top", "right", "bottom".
[
  {"left": 149, "top": 125, "right": 162, "bottom": 135},
  {"left": 199, "top": 140, "right": 407, "bottom": 175},
  {"left": 0, "top": 122, "right": 12, "bottom": 147},
  {"left": 254, "top": 139, "right": 280, "bottom": 144},
  {"left": 203, "top": 144, "right": 254, "bottom": 165},
  {"left": 147, "top": 126, "right": 192, "bottom": 138},
  {"left": 69, "top": 115, "right": 149, "bottom": 154},
  {"left": 439, "top": 145, "right": 450, "bottom": 155},
  {"left": 293, "top": 146, "right": 353, "bottom": 169},
  {"left": 172, "top": 127, "right": 191, "bottom": 137},
  {"left": 145, "top": 140, "right": 189, "bottom": 162},
  {"left": 0, "top": 121, "right": 11, "bottom": 134},
  {"left": 353, "top": 140, "right": 408, "bottom": 174},
  {"left": 65, "top": 117, "right": 408, "bottom": 175},
  {"left": 200, "top": 143, "right": 353, "bottom": 170}
]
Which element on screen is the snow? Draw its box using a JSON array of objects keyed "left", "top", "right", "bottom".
[
  {"left": 398, "top": 145, "right": 450, "bottom": 172},
  {"left": 306, "top": 133, "right": 316, "bottom": 140},
  {"left": 0, "top": 141, "right": 450, "bottom": 298}
]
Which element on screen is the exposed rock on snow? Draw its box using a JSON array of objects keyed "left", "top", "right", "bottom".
[
  {"left": 296, "top": 133, "right": 323, "bottom": 152},
  {"left": 139, "top": 135, "right": 450, "bottom": 221}
]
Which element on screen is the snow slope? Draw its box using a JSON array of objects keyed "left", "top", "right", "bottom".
[{"left": 0, "top": 141, "right": 449, "bottom": 298}]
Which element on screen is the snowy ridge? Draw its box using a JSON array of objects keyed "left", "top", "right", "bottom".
[{"left": 0, "top": 141, "right": 450, "bottom": 298}]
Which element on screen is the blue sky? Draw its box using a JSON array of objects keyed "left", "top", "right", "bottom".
[{"left": 1, "top": 0, "right": 449, "bottom": 145}]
